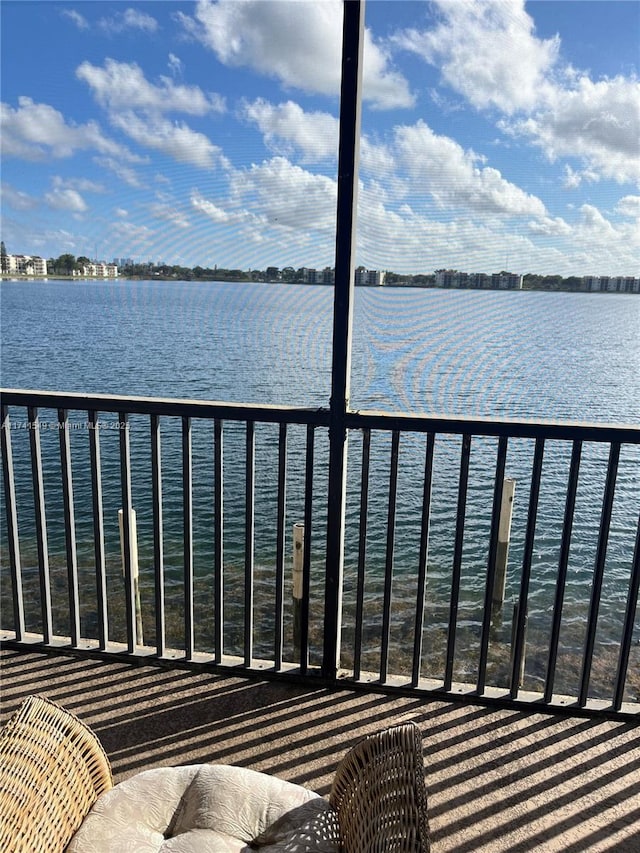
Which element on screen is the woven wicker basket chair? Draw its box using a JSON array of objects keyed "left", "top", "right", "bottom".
[
  {"left": 0, "top": 695, "right": 113, "bottom": 853},
  {"left": 330, "top": 721, "right": 430, "bottom": 853}
]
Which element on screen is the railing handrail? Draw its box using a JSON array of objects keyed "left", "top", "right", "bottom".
[
  {"left": 3, "top": 388, "right": 639, "bottom": 443},
  {"left": 0, "top": 389, "right": 331, "bottom": 427}
]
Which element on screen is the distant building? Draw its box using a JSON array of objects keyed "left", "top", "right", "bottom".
[
  {"left": 492, "top": 272, "right": 522, "bottom": 290},
  {"left": 3, "top": 254, "right": 47, "bottom": 275},
  {"left": 321, "top": 267, "right": 335, "bottom": 285},
  {"left": 436, "top": 269, "right": 521, "bottom": 290},
  {"left": 582, "top": 275, "right": 639, "bottom": 293},
  {"left": 76, "top": 262, "right": 118, "bottom": 278},
  {"left": 583, "top": 276, "right": 601, "bottom": 292},
  {"left": 355, "top": 268, "right": 385, "bottom": 286}
]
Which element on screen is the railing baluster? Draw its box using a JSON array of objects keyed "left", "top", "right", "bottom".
[
  {"left": 214, "top": 419, "right": 224, "bottom": 664},
  {"left": 28, "top": 406, "right": 52, "bottom": 643},
  {"left": 477, "top": 436, "right": 508, "bottom": 694},
  {"left": 88, "top": 410, "right": 108, "bottom": 650},
  {"left": 510, "top": 437, "right": 545, "bottom": 698},
  {"left": 412, "top": 432, "right": 435, "bottom": 687},
  {"left": 1, "top": 388, "right": 637, "bottom": 720},
  {"left": 118, "top": 412, "right": 136, "bottom": 652},
  {"left": 58, "top": 409, "right": 80, "bottom": 647},
  {"left": 545, "top": 439, "right": 582, "bottom": 703},
  {"left": 182, "top": 416, "right": 194, "bottom": 659},
  {"left": 1, "top": 405, "right": 25, "bottom": 640},
  {"left": 380, "top": 430, "right": 400, "bottom": 683},
  {"left": 300, "top": 424, "right": 315, "bottom": 674},
  {"left": 244, "top": 421, "right": 255, "bottom": 667},
  {"left": 579, "top": 442, "right": 621, "bottom": 706},
  {"left": 445, "top": 434, "right": 472, "bottom": 691},
  {"left": 274, "top": 423, "right": 287, "bottom": 670},
  {"left": 151, "top": 415, "right": 165, "bottom": 657},
  {"left": 613, "top": 512, "right": 640, "bottom": 710},
  {"left": 353, "top": 428, "right": 371, "bottom": 680}
]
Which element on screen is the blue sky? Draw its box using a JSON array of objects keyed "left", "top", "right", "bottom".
[{"left": 1, "top": 0, "right": 638, "bottom": 276}]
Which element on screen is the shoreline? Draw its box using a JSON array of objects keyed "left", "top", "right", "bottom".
[{"left": 2, "top": 274, "right": 638, "bottom": 295}]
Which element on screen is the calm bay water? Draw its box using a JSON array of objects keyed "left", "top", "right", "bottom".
[
  {"left": 1, "top": 280, "right": 639, "bottom": 692},
  {"left": 2, "top": 279, "right": 639, "bottom": 420}
]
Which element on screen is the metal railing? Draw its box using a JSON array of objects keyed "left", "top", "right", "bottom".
[
  {"left": 2, "top": 388, "right": 639, "bottom": 719},
  {"left": 2, "top": 4, "right": 639, "bottom": 721}
]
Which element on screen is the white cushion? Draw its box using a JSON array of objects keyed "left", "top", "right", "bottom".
[{"left": 67, "top": 765, "right": 340, "bottom": 852}]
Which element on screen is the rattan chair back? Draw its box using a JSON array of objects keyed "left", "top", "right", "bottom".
[
  {"left": 0, "top": 694, "right": 113, "bottom": 853},
  {"left": 329, "top": 722, "right": 430, "bottom": 852}
]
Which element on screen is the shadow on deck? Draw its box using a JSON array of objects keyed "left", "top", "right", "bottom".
[{"left": 1, "top": 648, "right": 638, "bottom": 852}]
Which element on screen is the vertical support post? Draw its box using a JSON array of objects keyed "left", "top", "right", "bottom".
[
  {"left": 58, "top": 409, "right": 80, "bottom": 647},
  {"left": 510, "top": 438, "right": 544, "bottom": 699},
  {"left": 118, "top": 412, "right": 137, "bottom": 653},
  {"left": 274, "top": 423, "right": 287, "bottom": 669},
  {"left": 151, "top": 414, "right": 165, "bottom": 657},
  {"left": 89, "top": 410, "right": 108, "bottom": 650},
  {"left": 214, "top": 419, "right": 224, "bottom": 664},
  {"left": 182, "top": 416, "right": 194, "bottom": 660},
  {"left": 244, "top": 420, "right": 255, "bottom": 668},
  {"left": 493, "top": 478, "right": 516, "bottom": 608},
  {"left": 292, "top": 522, "right": 304, "bottom": 653},
  {"left": 510, "top": 601, "right": 527, "bottom": 688},
  {"left": 1, "top": 405, "right": 25, "bottom": 640},
  {"left": 28, "top": 406, "right": 52, "bottom": 644},
  {"left": 322, "top": 0, "right": 364, "bottom": 680}
]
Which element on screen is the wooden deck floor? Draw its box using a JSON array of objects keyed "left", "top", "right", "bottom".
[{"left": 1, "top": 647, "right": 639, "bottom": 852}]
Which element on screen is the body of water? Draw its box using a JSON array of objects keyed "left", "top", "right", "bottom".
[{"left": 1, "top": 280, "right": 639, "bottom": 695}]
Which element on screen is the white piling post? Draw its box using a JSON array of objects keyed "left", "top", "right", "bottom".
[
  {"left": 493, "top": 478, "right": 515, "bottom": 608},
  {"left": 292, "top": 522, "right": 304, "bottom": 651},
  {"left": 119, "top": 508, "right": 143, "bottom": 645}
]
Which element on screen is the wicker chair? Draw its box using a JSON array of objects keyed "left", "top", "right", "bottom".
[
  {"left": 0, "top": 695, "right": 113, "bottom": 853},
  {"left": 330, "top": 722, "right": 430, "bottom": 853}
]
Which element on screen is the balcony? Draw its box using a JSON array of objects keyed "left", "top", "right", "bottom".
[
  {"left": 1, "top": 3, "right": 639, "bottom": 849},
  {"left": 2, "top": 645, "right": 639, "bottom": 852}
]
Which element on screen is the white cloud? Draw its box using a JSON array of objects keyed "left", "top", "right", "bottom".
[
  {"left": 52, "top": 175, "right": 106, "bottom": 194},
  {"left": 94, "top": 157, "right": 144, "bottom": 188},
  {"left": 179, "top": 0, "right": 413, "bottom": 110},
  {"left": 115, "top": 208, "right": 129, "bottom": 218},
  {"left": 44, "top": 187, "right": 88, "bottom": 212},
  {"left": 77, "top": 59, "right": 225, "bottom": 115},
  {"left": 241, "top": 99, "right": 338, "bottom": 163},
  {"left": 502, "top": 75, "right": 640, "bottom": 187},
  {"left": 527, "top": 216, "right": 573, "bottom": 237},
  {"left": 392, "top": 0, "right": 640, "bottom": 188},
  {"left": 98, "top": 8, "right": 159, "bottom": 35},
  {"left": 61, "top": 9, "right": 89, "bottom": 30},
  {"left": 1, "top": 183, "right": 37, "bottom": 211},
  {"left": 109, "top": 112, "right": 222, "bottom": 170},
  {"left": 615, "top": 195, "right": 640, "bottom": 219},
  {"left": 191, "top": 195, "right": 231, "bottom": 223},
  {"left": 0, "top": 97, "right": 141, "bottom": 162},
  {"left": 230, "top": 157, "right": 337, "bottom": 235},
  {"left": 149, "top": 202, "right": 190, "bottom": 229},
  {"left": 391, "top": 0, "right": 559, "bottom": 114},
  {"left": 394, "top": 120, "right": 547, "bottom": 217},
  {"left": 168, "top": 54, "right": 183, "bottom": 78},
  {"left": 562, "top": 164, "right": 600, "bottom": 190}
]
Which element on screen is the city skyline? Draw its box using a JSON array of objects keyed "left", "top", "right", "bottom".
[{"left": 1, "top": 1, "right": 639, "bottom": 276}]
